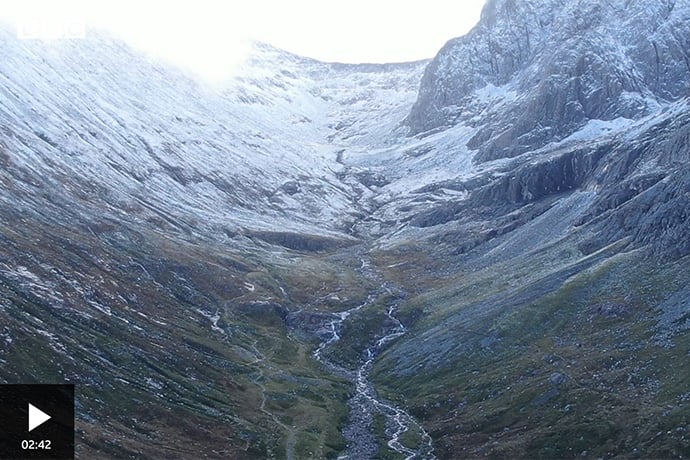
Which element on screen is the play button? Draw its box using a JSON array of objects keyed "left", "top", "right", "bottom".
[
  {"left": 0, "top": 384, "right": 75, "bottom": 458},
  {"left": 28, "top": 403, "right": 51, "bottom": 432}
]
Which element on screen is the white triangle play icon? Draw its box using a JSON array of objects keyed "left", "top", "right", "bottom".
[{"left": 28, "top": 403, "right": 51, "bottom": 432}]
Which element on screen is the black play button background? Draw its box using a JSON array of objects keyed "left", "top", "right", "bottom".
[{"left": 0, "top": 385, "right": 74, "bottom": 459}]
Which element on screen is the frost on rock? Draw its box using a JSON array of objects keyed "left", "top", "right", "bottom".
[{"left": 406, "top": 0, "right": 690, "bottom": 161}]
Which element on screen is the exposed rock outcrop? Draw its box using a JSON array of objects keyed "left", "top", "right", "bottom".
[{"left": 406, "top": 0, "right": 690, "bottom": 161}]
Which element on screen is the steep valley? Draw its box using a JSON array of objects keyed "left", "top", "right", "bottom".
[{"left": 2, "top": 1, "right": 690, "bottom": 459}]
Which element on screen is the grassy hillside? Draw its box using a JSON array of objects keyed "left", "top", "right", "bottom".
[
  {"left": 0, "top": 213, "right": 365, "bottom": 459},
  {"left": 372, "top": 241, "right": 690, "bottom": 459}
]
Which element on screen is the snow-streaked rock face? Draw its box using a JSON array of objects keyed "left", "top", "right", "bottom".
[
  {"left": 406, "top": 0, "right": 690, "bottom": 160},
  {"left": 0, "top": 25, "right": 425, "bottom": 244},
  {"left": 4, "top": 3, "right": 687, "bottom": 257},
  {"left": 1, "top": 3, "right": 688, "bottom": 278}
]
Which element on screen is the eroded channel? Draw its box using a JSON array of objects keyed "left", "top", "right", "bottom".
[{"left": 313, "top": 258, "right": 436, "bottom": 460}]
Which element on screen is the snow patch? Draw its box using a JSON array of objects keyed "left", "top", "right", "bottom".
[{"left": 559, "top": 118, "right": 633, "bottom": 144}]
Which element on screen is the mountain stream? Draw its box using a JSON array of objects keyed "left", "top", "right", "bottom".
[{"left": 313, "top": 258, "right": 436, "bottom": 460}]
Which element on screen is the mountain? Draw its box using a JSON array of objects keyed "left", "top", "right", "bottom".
[
  {"left": 0, "top": 23, "right": 431, "bottom": 459},
  {"left": 365, "top": 1, "right": 690, "bottom": 458},
  {"left": 0, "top": 26, "right": 425, "bottom": 243},
  {"left": 406, "top": 0, "right": 689, "bottom": 159},
  {"left": 1, "top": 0, "right": 690, "bottom": 458}
]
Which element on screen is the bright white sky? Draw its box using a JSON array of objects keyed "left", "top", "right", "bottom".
[{"left": 0, "top": 0, "right": 485, "bottom": 81}]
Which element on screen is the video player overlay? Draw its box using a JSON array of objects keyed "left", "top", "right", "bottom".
[{"left": 0, "top": 385, "right": 74, "bottom": 460}]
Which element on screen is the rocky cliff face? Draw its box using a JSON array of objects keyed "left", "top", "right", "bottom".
[
  {"left": 374, "top": 0, "right": 690, "bottom": 263},
  {"left": 406, "top": 0, "right": 690, "bottom": 161}
]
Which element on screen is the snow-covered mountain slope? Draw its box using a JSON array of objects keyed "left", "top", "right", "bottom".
[
  {"left": 0, "top": 24, "right": 425, "bottom": 245},
  {"left": 364, "top": 94, "right": 690, "bottom": 257},
  {"left": 335, "top": 0, "right": 690, "bottom": 255}
]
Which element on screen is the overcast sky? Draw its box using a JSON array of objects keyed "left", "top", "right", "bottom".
[{"left": 1, "top": 0, "right": 485, "bottom": 80}]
